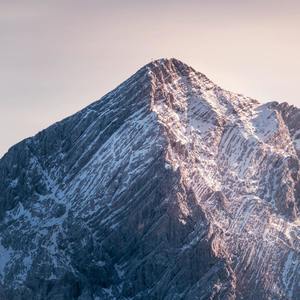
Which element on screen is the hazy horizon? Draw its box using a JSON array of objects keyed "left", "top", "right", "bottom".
[{"left": 1, "top": 0, "right": 300, "bottom": 156}]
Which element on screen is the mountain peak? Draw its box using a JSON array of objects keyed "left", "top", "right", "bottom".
[
  {"left": 144, "top": 57, "right": 200, "bottom": 79},
  {"left": 146, "top": 57, "right": 188, "bottom": 67},
  {"left": 1, "top": 60, "right": 300, "bottom": 299}
]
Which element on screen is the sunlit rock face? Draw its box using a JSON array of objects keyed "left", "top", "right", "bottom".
[{"left": 0, "top": 58, "right": 300, "bottom": 299}]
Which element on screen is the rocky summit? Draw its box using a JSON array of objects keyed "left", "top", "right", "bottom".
[{"left": 0, "top": 58, "right": 300, "bottom": 299}]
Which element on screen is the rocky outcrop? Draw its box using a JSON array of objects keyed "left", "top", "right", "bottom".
[{"left": 0, "top": 58, "right": 299, "bottom": 299}]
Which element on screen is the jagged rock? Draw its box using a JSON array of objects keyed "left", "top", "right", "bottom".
[{"left": 0, "top": 58, "right": 300, "bottom": 299}]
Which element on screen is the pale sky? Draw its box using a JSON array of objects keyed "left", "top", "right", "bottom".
[{"left": 1, "top": 0, "right": 300, "bottom": 157}]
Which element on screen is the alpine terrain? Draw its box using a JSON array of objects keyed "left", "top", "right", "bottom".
[{"left": 0, "top": 58, "right": 300, "bottom": 300}]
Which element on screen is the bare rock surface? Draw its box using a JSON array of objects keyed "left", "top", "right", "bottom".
[{"left": 0, "top": 58, "right": 300, "bottom": 299}]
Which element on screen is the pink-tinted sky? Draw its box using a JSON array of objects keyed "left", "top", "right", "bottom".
[{"left": 1, "top": 0, "right": 300, "bottom": 156}]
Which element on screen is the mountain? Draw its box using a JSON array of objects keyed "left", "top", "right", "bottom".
[{"left": 0, "top": 58, "right": 300, "bottom": 300}]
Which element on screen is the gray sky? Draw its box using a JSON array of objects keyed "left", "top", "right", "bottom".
[{"left": 1, "top": 0, "right": 300, "bottom": 157}]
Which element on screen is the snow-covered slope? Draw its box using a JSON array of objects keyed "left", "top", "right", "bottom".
[{"left": 0, "top": 58, "right": 300, "bottom": 299}]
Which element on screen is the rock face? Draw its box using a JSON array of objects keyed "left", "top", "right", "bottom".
[{"left": 0, "top": 58, "right": 300, "bottom": 299}]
